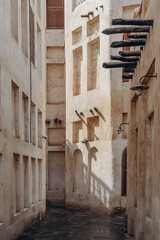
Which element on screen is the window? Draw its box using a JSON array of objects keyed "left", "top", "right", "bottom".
[
  {"left": 121, "top": 147, "right": 127, "bottom": 196},
  {"left": 12, "top": 81, "right": 20, "bottom": 138},
  {"left": 38, "top": 159, "right": 42, "bottom": 200},
  {"left": 23, "top": 156, "right": 29, "bottom": 208},
  {"left": 87, "top": 117, "right": 99, "bottom": 141},
  {"left": 38, "top": 110, "right": 42, "bottom": 148},
  {"left": 87, "top": 38, "right": 100, "bottom": 90},
  {"left": 31, "top": 102, "right": 36, "bottom": 145},
  {"left": 73, "top": 47, "right": 83, "bottom": 96},
  {"left": 31, "top": 158, "right": 36, "bottom": 204},
  {"left": 46, "top": 0, "right": 64, "bottom": 29},
  {"left": 122, "top": 112, "right": 128, "bottom": 139},
  {"left": 30, "top": 8, "right": 35, "bottom": 65},
  {"left": 37, "top": 24, "right": 42, "bottom": 74},
  {"left": 11, "top": 0, "right": 18, "bottom": 42},
  {"left": 13, "top": 154, "right": 21, "bottom": 213},
  {"left": 22, "top": 93, "right": 29, "bottom": 142},
  {"left": 21, "top": 0, "right": 28, "bottom": 57},
  {"left": 73, "top": 0, "right": 87, "bottom": 10}
]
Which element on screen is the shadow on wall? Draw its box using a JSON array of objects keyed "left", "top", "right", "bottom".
[{"left": 67, "top": 143, "right": 115, "bottom": 211}]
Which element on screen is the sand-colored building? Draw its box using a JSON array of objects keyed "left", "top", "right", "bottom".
[
  {"left": 127, "top": 0, "right": 160, "bottom": 239},
  {"left": 45, "top": 1, "right": 66, "bottom": 206},
  {"left": 0, "top": 1, "right": 46, "bottom": 239},
  {"left": 65, "top": 0, "right": 140, "bottom": 212}
]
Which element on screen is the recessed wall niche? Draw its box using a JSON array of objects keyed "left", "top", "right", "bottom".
[
  {"left": 22, "top": 93, "right": 29, "bottom": 142},
  {"left": 87, "top": 116, "right": 99, "bottom": 141},
  {"left": 73, "top": 149, "right": 85, "bottom": 193},
  {"left": 73, "top": 47, "right": 83, "bottom": 96},
  {"left": 48, "top": 151, "right": 65, "bottom": 192},
  {"left": 13, "top": 153, "right": 21, "bottom": 214},
  {"left": 23, "top": 156, "right": 29, "bottom": 208},
  {"left": 87, "top": 15, "right": 99, "bottom": 37},
  {"left": 48, "top": 128, "right": 65, "bottom": 146},
  {"left": 47, "top": 47, "right": 64, "bottom": 61},
  {"left": 31, "top": 157, "right": 36, "bottom": 204},
  {"left": 72, "top": 26, "right": 82, "bottom": 45},
  {"left": 73, "top": 121, "right": 83, "bottom": 143},
  {"left": 122, "top": 112, "right": 128, "bottom": 139},
  {"left": 87, "top": 38, "right": 100, "bottom": 90},
  {"left": 12, "top": 81, "right": 20, "bottom": 138}
]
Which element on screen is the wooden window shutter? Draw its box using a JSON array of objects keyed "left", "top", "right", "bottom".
[
  {"left": 122, "top": 33, "right": 130, "bottom": 82},
  {"left": 30, "top": 8, "right": 35, "bottom": 65},
  {"left": 47, "top": 0, "right": 64, "bottom": 29}
]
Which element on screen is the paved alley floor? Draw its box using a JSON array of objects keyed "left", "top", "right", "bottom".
[{"left": 17, "top": 207, "right": 133, "bottom": 240}]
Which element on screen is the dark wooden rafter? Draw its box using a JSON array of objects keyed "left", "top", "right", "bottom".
[
  {"left": 111, "top": 55, "right": 139, "bottom": 62},
  {"left": 81, "top": 14, "right": 89, "bottom": 17},
  {"left": 127, "top": 34, "right": 147, "bottom": 39},
  {"left": 112, "top": 18, "right": 154, "bottom": 26},
  {"left": 102, "top": 62, "right": 137, "bottom": 69},
  {"left": 119, "top": 50, "right": 141, "bottom": 57},
  {"left": 122, "top": 75, "right": 133, "bottom": 80},
  {"left": 102, "top": 27, "right": 150, "bottom": 35},
  {"left": 123, "top": 68, "right": 134, "bottom": 73},
  {"left": 110, "top": 40, "right": 146, "bottom": 48},
  {"left": 81, "top": 11, "right": 93, "bottom": 18}
]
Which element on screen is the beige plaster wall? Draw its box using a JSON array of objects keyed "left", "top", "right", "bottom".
[
  {"left": 0, "top": 0, "right": 46, "bottom": 239},
  {"left": 46, "top": 29, "right": 66, "bottom": 206},
  {"left": 65, "top": 0, "right": 140, "bottom": 212},
  {"left": 127, "top": 0, "right": 160, "bottom": 239}
]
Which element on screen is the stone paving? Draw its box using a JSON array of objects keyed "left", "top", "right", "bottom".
[{"left": 17, "top": 207, "right": 134, "bottom": 240}]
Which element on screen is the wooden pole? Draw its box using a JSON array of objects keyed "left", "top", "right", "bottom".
[
  {"left": 124, "top": 68, "right": 134, "bottom": 73},
  {"left": 102, "top": 62, "right": 137, "bottom": 69},
  {"left": 111, "top": 55, "right": 139, "bottom": 62},
  {"left": 119, "top": 51, "right": 141, "bottom": 57},
  {"left": 127, "top": 34, "right": 147, "bottom": 39},
  {"left": 110, "top": 40, "right": 145, "bottom": 48},
  {"left": 112, "top": 18, "right": 153, "bottom": 26},
  {"left": 102, "top": 27, "right": 150, "bottom": 35},
  {"left": 122, "top": 75, "right": 133, "bottom": 79}
]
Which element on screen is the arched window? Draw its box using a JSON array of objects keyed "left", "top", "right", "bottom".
[{"left": 121, "top": 147, "right": 127, "bottom": 196}]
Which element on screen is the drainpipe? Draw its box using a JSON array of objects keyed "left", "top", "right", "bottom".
[{"left": 29, "top": 0, "right": 32, "bottom": 143}]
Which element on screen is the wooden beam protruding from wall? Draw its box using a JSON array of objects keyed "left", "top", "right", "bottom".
[
  {"left": 122, "top": 75, "right": 133, "bottom": 80},
  {"left": 102, "top": 62, "right": 137, "bottom": 69},
  {"left": 102, "top": 27, "right": 150, "bottom": 35},
  {"left": 111, "top": 55, "right": 139, "bottom": 62},
  {"left": 110, "top": 40, "right": 145, "bottom": 48},
  {"left": 112, "top": 18, "right": 153, "bottom": 26},
  {"left": 123, "top": 68, "right": 134, "bottom": 73},
  {"left": 119, "top": 51, "right": 141, "bottom": 57},
  {"left": 127, "top": 34, "right": 147, "bottom": 39}
]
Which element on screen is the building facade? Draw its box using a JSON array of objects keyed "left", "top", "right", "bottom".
[
  {"left": 45, "top": 0, "right": 66, "bottom": 206},
  {"left": 0, "top": 1, "right": 46, "bottom": 239},
  {"left": 127, "top": 0, "right": 160, "bottom": 239},
  {"left": 65, "top": 0, "right": 140, "bottom": 212}
]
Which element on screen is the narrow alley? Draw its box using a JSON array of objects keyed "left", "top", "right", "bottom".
[{"left": 17, "top": 207, "right": 132, "bottom": 240}]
